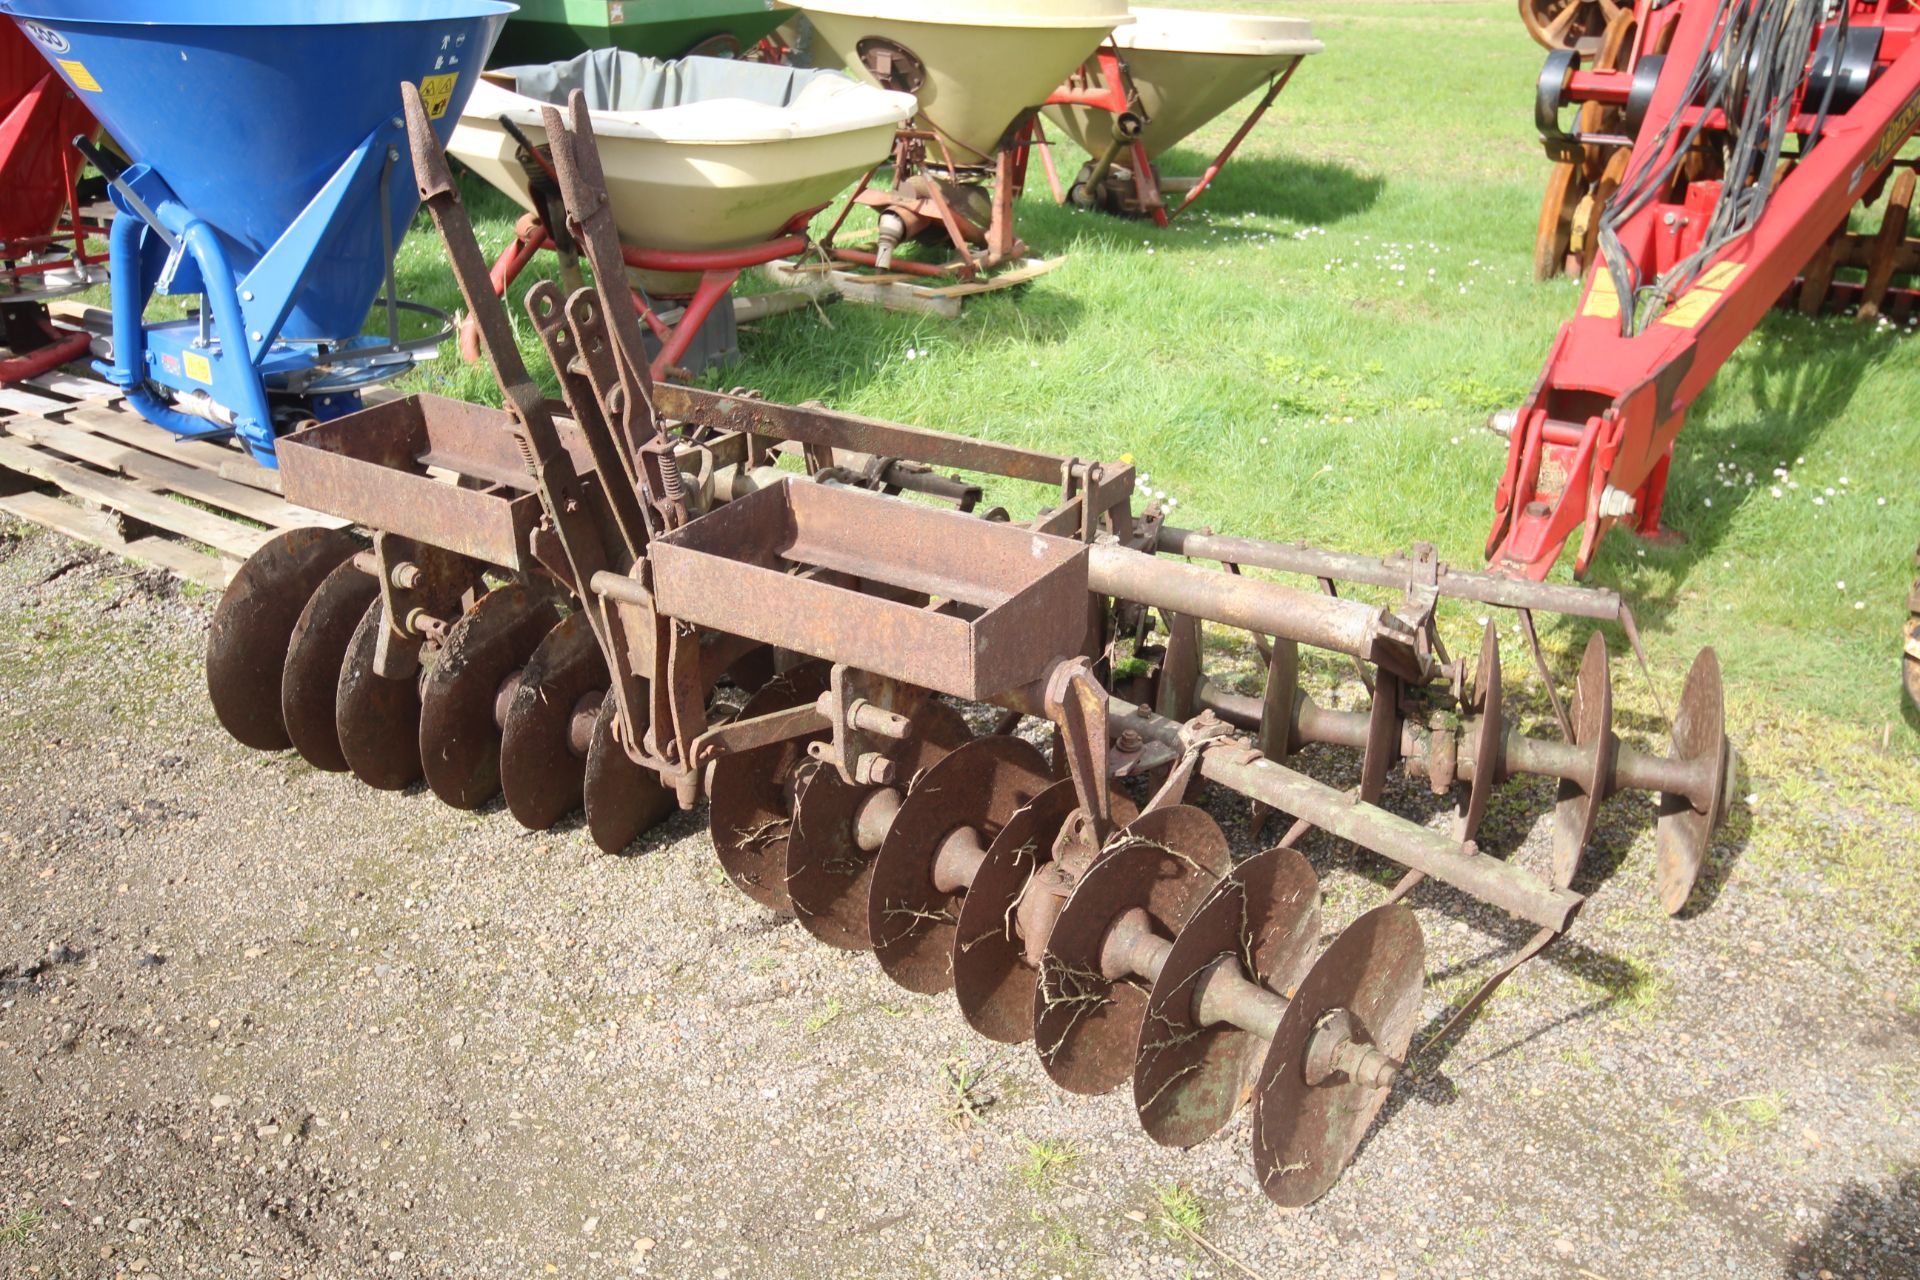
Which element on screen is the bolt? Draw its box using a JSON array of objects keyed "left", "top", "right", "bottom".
[
  {"left": 1302, "top": 1008, "right": 1400, "bottom": 1090},
  {"left": 1487, "top": 408, "right": 1520, "bottom": 437},
  {"left": 390, "top": 561, "right": 423, "bottom": 591},
  {"left": 853, "top": 752, "right": 897, "bottom": 787},
  {"left": 1597, "top": 485, "right": 1637, "bottom": 519},
  {"left": 1115, "top": 728, "right": 1144, "bottom": 754}
]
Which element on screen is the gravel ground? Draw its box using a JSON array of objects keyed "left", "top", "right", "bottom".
[{"left": 1, "top": 517, "right": 1917, "bottom": 1280}]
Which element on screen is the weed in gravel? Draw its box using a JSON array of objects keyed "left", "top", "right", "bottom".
[
  {"left": 1654, "top": 1155, "right": 1688, "bottom": 1207},
  {"left": 1703, "top": 1091, "right": 1787, "bottom": 1157},
  {"left": 1153, "top": 1183, "right": 1206, "bottom": 1239},
  {"left": 804, "top": 996, "right": 844, "bottom": 1033},
  {"left": 0, "top": 1208, "right": 43, "bottom": 1248},
  {"left": 941, "top": 1056, "right": 1000, "bottom": 1129},
  {"left": 1029, "top": 1208, "right": 1093, "bottom": 1266},
  {"left": 1018, "top": 1138, "right": 1079, "bottom": 1191},
  {"left": 1596, "top": 951, "right": 1671, "bottom": 1021}
]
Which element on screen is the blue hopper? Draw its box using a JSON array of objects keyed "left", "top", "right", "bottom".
[{"left": 1, "top": 0, "right": 515, "bottom": 464}]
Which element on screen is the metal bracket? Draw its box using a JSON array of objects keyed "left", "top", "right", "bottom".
[
  {"left": 1044, "top": 657, "right": 1113, "bottom": 842},
  {"left": 369, "top": 532, "right": 478, "bottom": 678},
  {"left": 807, "top": 665, "right": 925, "bottom": 787}
]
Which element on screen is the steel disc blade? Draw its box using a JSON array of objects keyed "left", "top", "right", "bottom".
[
  {"left": 207, "top": 527, "right": 361, "bottom": 751},
  {"left": 1551, "top": 631, "right": 1612, "bottom": 888},
  {"left": 708, "top": 663, "right": 832, "bottom": 912},
  {"left": 1033, "top": 806, "right": 1229, "bottom": 1096},
  {"left": 1135, "top": 846, "right": 1321, "bottom": 1148},
  {"left": 281, "top": 559, "right": 381, "bottom": 772},
  {"left": 788, "top": 699, "right": 971, "bottom": 951},
  {"left": 1252, "top": 902, "right": 1424, "bottom": 1207},
  {"left": 1455, "top": 621, "right": 1504, "bottom": 844},
  {"left": 584, "top": 688, "right": 676, "bottom": 855},
  {"left": 419, "top": 584, "right": 561, "bottom": 811},
  {"left": 1359, "top": 670, "right": 1402, "bottom": 804},
  {"left": 952, "top": 781, "right": 1141, "bottom": 1044},
  {"left": 868, "top": 735, "right": 1053, "bottom": 996},
  {"left": 336, "top": 597, "right": 424, "bottom": 791},
  {"left": 500, "top": 613, "right": 604, "bottom": 831},
  {"left": 952, "top": 779, "right": 1081, "bottom": 1043},
  {"left": 1655, "top": 646, "right": 1729, "bottom": 915}
]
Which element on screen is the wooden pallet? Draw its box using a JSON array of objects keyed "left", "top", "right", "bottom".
[{"left": 0, "top": 357, "right": 343, "bottom": 591}]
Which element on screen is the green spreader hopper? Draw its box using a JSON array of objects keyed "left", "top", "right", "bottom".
[{"left": 487, "top": 0, "right": 787, "bottom": 65}]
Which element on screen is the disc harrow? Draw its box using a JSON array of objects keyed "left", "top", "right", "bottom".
[{"left": 201, "top": 85, "right": 1741, "bottom": 1205}]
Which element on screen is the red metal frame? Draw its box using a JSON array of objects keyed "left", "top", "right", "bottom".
[
  {"left": 2, "top": 22, "right": 108, "bottom": 386},
  {"left": 1036, "top": 46, "right": 1302, "bottom": 226},
  {"left": 462, "top": 211, "right": 815, "bottom": 382},
  {"left": 817, "top": 127, "right": 1028, "bottom": 282},
  {"left": 1493, "top": 0, "right": 1920, "bottom": 579}
]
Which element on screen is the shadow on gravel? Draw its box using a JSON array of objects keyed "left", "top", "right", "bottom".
[{"left": 1784, "top": 1166, "right": 1920, "bottom": 1280}]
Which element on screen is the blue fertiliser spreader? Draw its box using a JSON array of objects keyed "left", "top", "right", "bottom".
[{"left": 0, "top": 1, "right": 514, "bottom": 465}]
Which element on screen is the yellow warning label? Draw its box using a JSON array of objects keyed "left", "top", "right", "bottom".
[
  {"left": 183, "top": 351, "right": 213, "bottom": 385},
  {"left": 1581, "top": 270, "right": 1620, "bottom": 320},
  {"left": 1695, "top": 261, "right": 1746, "bottom": 291},
  {"left": 59, "top": 59, "right": 101, "bottom": 93},
  {"left": 1658, "top": 287, "right": 1725, "bottom": 329},
  {"left": 418, "top": 73, "right": 460, "bottom": 120}
]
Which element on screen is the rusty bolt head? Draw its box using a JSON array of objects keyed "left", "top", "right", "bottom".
[
  {"left": 1302, "top": 1008, "right": 1400, "bottom": 1090},
  {"left": 853, "top": 752, "right": 897, "bottom": 787},
  {"left": 390, "top": 561, "right": 423, "bottom": 591}
]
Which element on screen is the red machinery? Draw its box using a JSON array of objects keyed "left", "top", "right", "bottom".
[
  {"left": 467, "top": 210, "right": 815, "bottom": 383},
  {"left": 460, "top": 119, "right": 818, "bottom": 382},
  {"left": 1035, "top": 46, "right": 1304, "bottom": 226},
  {"left": 0, "top": 19, "right": 106, "bottom": 385},
  {"left": 1494, "top": 0, "right": 1920, "bottom": 580}
]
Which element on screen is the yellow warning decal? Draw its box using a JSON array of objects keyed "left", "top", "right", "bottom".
[
  {"left": 59, "top": 60, "right": 101, "bottom": 93},
  {"left": 1869, "top": 86, "right": 1920, "bottom": 176},
  {"left": 1695, "top": 261, "right": 1746, "bottom": 291},
  {"left": 418, "top": 73, "right": 460, "bottom": 120},
  {"left": 1581, "top": 269, "right": 1620, "bottom": 319},
  {"left": 183, "top": 351, "right": 213, "bottom": 385},
  {"left": 1658, "top": 288, "right": 1724, "bottom": 329}
]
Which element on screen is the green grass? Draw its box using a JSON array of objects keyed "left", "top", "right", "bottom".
[
  {"left": 1153, "top": 1182, "right": 1207, "bottom": 1240},
  {"left": 1017, "top": 1137, "right": 1079, "bottom": 1191},
  {"left": 0, "top": 1208, "right": 42, "bottom": 1248},
  {"left": 372, "top": 0, "right": 1920, "bottom": 746}
]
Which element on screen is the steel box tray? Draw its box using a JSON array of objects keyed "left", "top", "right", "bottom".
[
  {"left": 650, "top": 478, "right": 1089, "bottom": 701},
  {"left": 277, "top": 394, "right": 577, "bottom": 573}
]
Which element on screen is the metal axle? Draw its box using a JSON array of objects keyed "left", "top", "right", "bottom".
[{"left": 1101, "top": 905, "right": 1400, "bottom": 1087}]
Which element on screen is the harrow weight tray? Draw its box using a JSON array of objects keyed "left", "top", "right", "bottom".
[
  {"left": 651, "top": 479, "right": 1090, "bottom": 701},
  {"left": 277, "top": 395, "right": 593, "bottom": 574}
]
